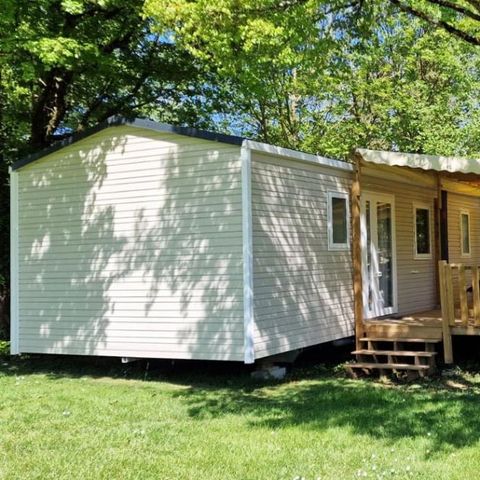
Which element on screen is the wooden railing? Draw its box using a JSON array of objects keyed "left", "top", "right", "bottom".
[{"left": 438, "top": 260, "right": 480, "bottom": 363}]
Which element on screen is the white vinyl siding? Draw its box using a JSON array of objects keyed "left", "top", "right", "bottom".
[
  {"left": 361, "top": 170, "right": 438, "bottom": 315},
  {"left": 251, "top": 152, "right": 354, "bottom": 359},
  {"left": 16, "top": 126, "right": 244, "bottom": 361}
]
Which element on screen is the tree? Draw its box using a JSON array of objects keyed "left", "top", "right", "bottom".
[
  {"left": 386, "top": 0, "right": 480, "bottom": 45},
  {"left": 0, "top": 0, "right": 220, "bottom": 336},
  {"left": 145, "top": 0, "right": 480, "bottom": 158},
  {"left": 0, "top": 0, "right": 217, "bottom": 159}
]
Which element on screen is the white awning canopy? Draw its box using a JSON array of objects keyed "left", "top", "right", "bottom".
[{"left": 356, "top": 148, "right": 480, "bottom": 175}]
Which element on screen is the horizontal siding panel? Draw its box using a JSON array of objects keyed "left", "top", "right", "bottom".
[
  {"left": 255, "top": 328, "right": 352, "bottom": 359},
  {"left": 17, "top": 126, "right": 244, "bottom": 361},
  {"left": 18, "top": 344, "right": 244, "bottom": 361},
  {"left": 19, "top": 321, "right": 242, "bottom": 333},
  {"left": 19, "top": 163, "right": 240, "bottom": 189},
  {"left": 19, "top": 330, "right": 244, "bottom": 342},
  {"left": 251, "top": 153, "right": 352, "bottom": 179},
  {"left": 19, "top": 208, "right": 243, "bottom": 226},
  {"left": 20, "top": 183, "right": 242, "bottom": 204},
  {"left": 19, "top": 272, "right": 243, "bottom": 282},
  {"left": 251, "top": 152, "right": 354, "bottom": 358},
  {"left": 19, "top": 191, "right": 241, "bottom": 212},
  {"left": 19, "top": 200, "right": 240, "bottom": 220}
]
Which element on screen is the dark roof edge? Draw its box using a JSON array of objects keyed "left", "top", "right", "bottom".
[{"left": 11, "top": 116, "right": 245, "bottom": 171}]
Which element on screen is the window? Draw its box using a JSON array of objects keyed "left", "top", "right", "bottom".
[
  {"left": 414, "top": 204, "right": 431, "bottom": 259},
  {"left": 328, "top": 192, "right": 349, "bottom": 250},
  {"left": 461, "top": 211, "right": 471, "bottom": 257}
]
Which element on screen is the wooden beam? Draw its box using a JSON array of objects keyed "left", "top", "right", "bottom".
[
  {"left": 441, "top": 178, "right": 480, "bottom": 197},
  {"left": 351, "top": 155, "right": 363, "bottom": 349},
  {"left": 445, "top": 265, "right": 456, "bottom": 327},
  {"left": 438, "top": 261, "right": 454, "bottom": 364},
  {"left": 440, "top": 190, "right": 449, "bottom": 262},
  {"left": 472, "top": 267, "right": 480, "bottom": 326},
  {"left": 433, "top": 174, "right": 441, "bottom": 304},
  {"left": 458, "top": 264, "right": 469, "bottom": 326}
]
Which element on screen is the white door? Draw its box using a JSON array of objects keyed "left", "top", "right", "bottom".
[{"left": 361, "top": 192, "right": 398, "bottom": 318}]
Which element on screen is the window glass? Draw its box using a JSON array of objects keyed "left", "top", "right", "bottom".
[
  {"left": 328, "top": 192, "right": 349, "bottom": 250},
  {"left": 332, "top": 197, "right": 347, "bottom": 244},
  {"left": 415, "top": 207, "right": 430, "bottom": 255}
]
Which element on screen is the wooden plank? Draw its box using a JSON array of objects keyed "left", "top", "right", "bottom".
[
  {"left": 347, "top": 362, "right": 430, "bottom": 371},
  {"left": 440, "top": 190, "right": 449, "bottom": 262},
  {"left": 352, "top": 349, "right": 437, "bottom": 357},
  {"left": 445, "top": 263, "right": 456, "bottom": 327},
  {"left": 438, "top": 260, "right": 453, "bottom": 364},
  {"left": 359, "top": 337, "right": 441, "bottom": 343},
  {"left": 351, "top": 155, "right": 363, "bottom": 348},
  {"left": 473, "top": 267, "right": 480, "bottom": 326},
  {"left": 434, "top": 175, "right": 441, "bottom": 302},
  {"left": 458, "top": 264, "right": 469, "bottom": 326}
]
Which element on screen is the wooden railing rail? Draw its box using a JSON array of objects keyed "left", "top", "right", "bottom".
[{"left": 438, "top": 261, "right": 480, "bottom": 364}]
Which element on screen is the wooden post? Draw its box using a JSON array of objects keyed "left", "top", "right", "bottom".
[
  {"left": 438, "top": 260, "right": 453, "bottom": 364},
  {"left": 458, "top": 264, "right": 469, "bottom": 326},
  {"left": 351, "top": 155, "right": 363, "bottom": 349},
  {"left": 445, "top": 264, "right": 456, "bottom": 327},
  {"left": 434, "top": 174, "right": 441, "bottom": 303},
  {"left": 473, "top": 266, "right": 480, "bottom": 326}
]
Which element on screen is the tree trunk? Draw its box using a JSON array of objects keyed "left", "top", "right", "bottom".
[{"left": 30, "top": 68, "right": 74, "bottom": 149}]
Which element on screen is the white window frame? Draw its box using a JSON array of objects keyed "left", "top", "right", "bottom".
[
  {"left": 413, "top": 202, "right": 432, "bottom": 260},
  {"left": 460, "top": 210, "right": 471, "bottom": 257},
  {"left": 327, "top": 191, "right": 350, "bottom": 251}
]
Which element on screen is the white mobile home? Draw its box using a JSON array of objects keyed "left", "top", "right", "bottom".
[{"left": 10, "top": 117, "right": 355, "bottom": 363}]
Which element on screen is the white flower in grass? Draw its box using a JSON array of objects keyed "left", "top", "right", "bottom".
[{"left": 63, "top": 410, "right": 71, "bottom": 417}]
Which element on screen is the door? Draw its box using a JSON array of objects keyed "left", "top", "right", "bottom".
[{"left": 361, "top": 192, "right": 398, "bottom": 318}]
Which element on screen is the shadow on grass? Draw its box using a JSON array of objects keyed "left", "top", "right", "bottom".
[
  {"left": 3, "top": 354, "right": 480, "bottom": 453},
  {"left": 173, "top": 375, "right": 480, "bottom": 453}
]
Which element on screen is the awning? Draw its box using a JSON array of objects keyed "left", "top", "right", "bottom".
[{"left": 356, "top": 148, "right": 480, "bottom": 175}]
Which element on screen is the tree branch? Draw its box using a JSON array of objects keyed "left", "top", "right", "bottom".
[
  {"left": 425, "top": 0, "right": 480, "bottom": 22},
  {"left": 389, "top": 0, "right": 480, "bottom": 45},
  {"left": 465, "top": 0, "right": 480, "bottom": 14}
]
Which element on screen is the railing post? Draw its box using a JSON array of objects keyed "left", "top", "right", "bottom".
[
  {"left": 458, "top": 265, "right": 469, "bottom": 326},
  {"left": 438, "top": 260, "right": 454, "bottom": 364},
  {"left": 473, "top": 266, "right": 480, "bottom": 326}
]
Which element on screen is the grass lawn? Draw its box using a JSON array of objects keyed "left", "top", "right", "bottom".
[{"left": 2, "top": 354, "right": 480, "bottom": 480}]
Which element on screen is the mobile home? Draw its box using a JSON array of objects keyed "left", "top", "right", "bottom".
[{"left": 10, "top": 117, "right": 354, "bottom": 363}]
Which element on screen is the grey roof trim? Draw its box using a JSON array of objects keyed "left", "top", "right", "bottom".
[{"left": 12, "top": 116, "right": 245, "bottom": 171}]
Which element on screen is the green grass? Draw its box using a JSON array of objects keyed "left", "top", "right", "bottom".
[{"left": 2, "top": 356, "right": 480, "bottom": 480}]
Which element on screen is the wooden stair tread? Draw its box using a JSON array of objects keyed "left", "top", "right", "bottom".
[
  {"left": 352, "top": 349, "right": 437, "bottom": 357},
  {"left": 359, "top": 337, "right": 441, "bottom": 343},
  {"left": 347, "top": 362, "right": 430, "bottom": 371}
]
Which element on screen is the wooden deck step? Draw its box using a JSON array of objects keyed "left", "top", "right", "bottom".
[
  {"left": 352, "top": 349, "right": 437, "bottom": 357},
  {"left": 359, "top": 337, "right": 441, "bottom": 343},
  {"left": 347, "top": 362, "right": 430, "bottom": 371}
]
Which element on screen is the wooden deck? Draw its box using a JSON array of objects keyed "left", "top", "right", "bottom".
[
  {"left": 352, "top": 262, "right": 480, "bottom": 368},
  {"left": 365, "top": 308, "right": 480, "bottom": 340},
  {"left": 364, "top": 310, "right": 443, "bottom": 340}
]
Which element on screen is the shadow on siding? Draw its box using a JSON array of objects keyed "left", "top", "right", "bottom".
[
  {"left": 19, "top": 129, "right": 243, "bottom": 359},
  {"left": 19, "top": 134, "right": 131, "bottom": 354},
  {"left": 250, "top": 157, "right": 354, "bottom": 358}
]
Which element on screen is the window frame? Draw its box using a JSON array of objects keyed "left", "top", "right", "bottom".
[
  {"left": 460, "top": 210, "right": 471, "bottom": 257},
  {"left": 413, "top": 202, "right": 432, "bottom": 260},
  {"left": 327, "top": 191, "right": 350, "bottom": 251}
]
